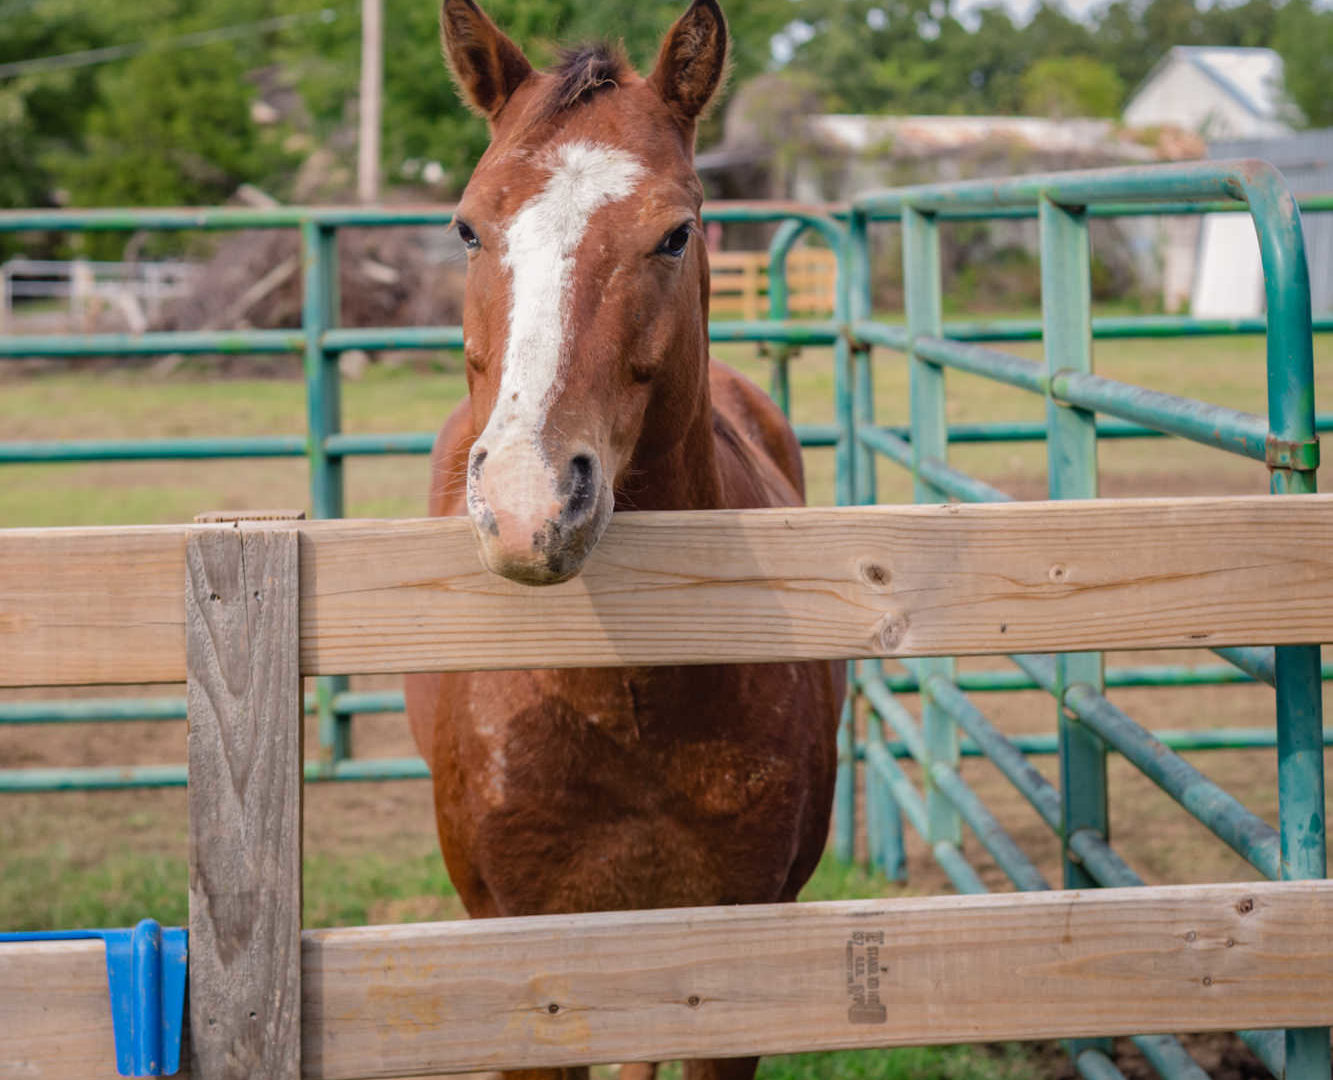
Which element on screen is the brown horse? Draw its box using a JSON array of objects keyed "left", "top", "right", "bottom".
[{"left": 404, "top": 2, "right": 844, "bottom": 1077}]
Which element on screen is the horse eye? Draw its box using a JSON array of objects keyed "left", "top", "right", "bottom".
[
  {"left": 656, "top": 223, "right": 692, "bottom": 258},
  {"left": 457, "top": 220, "right": 480, "bottom": 251}
]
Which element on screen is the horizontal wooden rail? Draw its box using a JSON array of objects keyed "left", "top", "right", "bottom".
[
  {"left": 3, "top": 880, "right": 1331, "bottom": 1078},
  {"left": 4, "top": 495, "right": 1333, "bottom": 687}
]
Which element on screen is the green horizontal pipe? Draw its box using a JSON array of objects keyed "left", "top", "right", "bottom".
[
  {"left": 0, "top": 756, "right": 430, "bottom": 791},
  {"left": 0, "top": 698, "right": 190, "bottom": 723},
  {"left": 910, "top": 335, "right": 1047, "bottom": 394},
  {"left": 1069, "top": 682, "right": 1283, "bottom": 880},
  {"left": 893, "top": 669, "right": 1059, "bottom": 831},
  {"left": 325, "top": 432, "right": 436, "bottom": 456},
  {"left": 322, "top": 327, "right": 463, "bottom": 352},
  {"left": 0, "top": 330, "right": 304, "bottom": 357},
  {"left": 4, "top": 193, "right": 1326, "bottom": 233},
  {"left": 793, "top": 424, "right": 841, "bottom": 447},
  {"left": 929, "top": 760, "right": 1051, "bottom": 892},
  {"left": 1050, "top": 368, "right": 1269, "bottom": 462},
  {"left": 863, "top": 412, "right": 1333, "bottom": 447},
  {"left": 323, "top": 423, "right": 840, "bottom": 458},
  {"left": 0, "top": 320, "right": 843, "bottom": 362},
  {"left": 931, "top": 841, "right": 989, "bottom": 894},
  {"left": 883, "top": 419, "right": 1161, "bottom": 442},
  {"left": 864, "top": 739, "right": 929, "bottom": 837},
  {"left": 0, "top": 689, "right": 408, "bottom": 725},
  {"left": 1068, "top": 827, "right": 1144, "bottom": 889},
  {"left": 1212, "top": 646, "right": 1276, "bottom": 687},
  {"left": 848, "top": 193, "right": 1333, "bottom": 222},
  {"left": 852, "top": 159, "right": 1284, "bottom": 215},
  {"left": 707, "top": 319, "right": 841, "bottom": 344},
  {"left": 861, "top": 678, "right": 927, "bottom": 763},
  {"left": 1013, "top": 653, "right": 1282, "bottom": 880},
  {"left": 866, "top": 333, "right": 1275, "bottom": 462},
  {"left": 0, "top": 207, "right": 458, "bottom": 232},
  {"left": 857, "top": 425, "right": 1014, "bottom": 503},
  {"left": 1237, "top": 1030, "right": 1284, "bottom": 1077},
  {"left": 0, "top": 436, "right": 306, "bottom": 462},
  {"left": 942, "top": 312, "right": 1333, "bottom": 342},
  {"left": 11, "top": 665, "right": 1331, "bottom": 725},
  {"left": 1075, "top": 1049, "right": 1129, "bottom": 1080},
  {"left": 1131, "top": 1034, "right": 1213, "bottom": 1080},
  {"left": 851, "top": 321, "right": 911, "bottom": 350}
]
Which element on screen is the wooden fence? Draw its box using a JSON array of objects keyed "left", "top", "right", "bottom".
[
  {"left": 709, "top": 248, "right": 837, "bottom": 320},
  {"left": 4, "top": 496, "right": 1333, "bottom": 1078}
]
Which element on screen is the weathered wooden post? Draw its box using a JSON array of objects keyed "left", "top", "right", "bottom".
[{"left": 186, "top": 519, "right": 303, "bottom": 1079}]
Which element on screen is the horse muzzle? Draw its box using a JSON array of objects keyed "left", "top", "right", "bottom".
[{"left": 466, "top": 442, "right": 612, "bottom": 585}]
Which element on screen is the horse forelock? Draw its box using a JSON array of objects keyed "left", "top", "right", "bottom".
[{"left": 541, "top": 42, "right": 631, "bottom": 119}]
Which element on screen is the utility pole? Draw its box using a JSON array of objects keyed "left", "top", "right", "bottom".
[{"left": 357, "top": 0, "right": 382, "bottom": 203}]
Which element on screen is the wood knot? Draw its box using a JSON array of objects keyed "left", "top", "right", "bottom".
[
  {"left": 687, "top": 995, "right": 701, "bottom": 1008},
  {"left": 1236, "top": 897, "right": 1255, "bottom": 915},
  {"left": 546, "top": 1002, "right": 560, "bottom": 1014},
  {"left": 874, "top": 612, "right": 909, "bottom": 653},
  {"left": 1048, "top": 563, "right": 1069, "bottom": 583},
  {"left": 858, "top": 559, "right": 891, "bottom": 591}
]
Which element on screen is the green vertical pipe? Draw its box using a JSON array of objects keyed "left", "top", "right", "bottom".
[
  {"left": 1256, "top": 179, "right": 1330, "bottom": 1080},
  {"left": 1039, "top": 197, "right": 1108, "bottom": 896},
  {"left": 830, "top": 215, "right": 858, "bottom": 866},
  {"left": 765, "top": 219, "right": 807, "bottom": 417},
  {"left": 849, "top": 209, "right": 877, "bottom": 509},
  {"left": 848, "top": 206, "right": 902, "bottom": 877},
  {"left": 303, "top": 220, "right": 351, "bottom": 769},
  {"left": 1040, "top": 195, "right": 1114, "bottom": 1069},
  {"left": 902, "top": 205, "right": 960, "bottom": 851},
  {"left": 1276, "top": 644, "right": 1328, "bottom": 1080}
]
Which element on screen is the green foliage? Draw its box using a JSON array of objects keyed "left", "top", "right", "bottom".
[
  {"left": 1020, "top": 56, "right": 1124, "bottom": 118},
  {"left": 1273, "top": 0, "right": 1333, "bottom": 127},
  {"left": 56, "top": 43, "right": 294, "bottom": 211},
  {"left": 756, "top": 1044, "right": 1039, "bottom": 1080}
]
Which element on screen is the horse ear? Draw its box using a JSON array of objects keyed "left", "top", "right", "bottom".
[
  {"left": 649, "top": 0, "right": 728, "bottom": 129},
  {"left": 440, "top": 0, "right": 533, "bottom": 121}
]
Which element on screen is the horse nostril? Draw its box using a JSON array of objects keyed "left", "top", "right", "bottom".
[
  {"left": 564, "top": 453, "right": 597, "bottom": 519},
  {"left": 469, "top": 448, "right": 488, "bottom": 484}
]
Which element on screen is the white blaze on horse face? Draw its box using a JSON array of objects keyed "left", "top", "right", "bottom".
[{"left": 479, "top": 141, "right": 645, "bottom": 479}]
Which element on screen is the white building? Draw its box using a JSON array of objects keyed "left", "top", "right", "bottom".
[
  {"left": 1123, "top": 46, "right": 1296, "bottom": 140},
  {"left": 1123, "top": 47, "right": 1302, "bottom": 317}
]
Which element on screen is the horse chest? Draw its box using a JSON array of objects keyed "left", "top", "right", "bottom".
[{"left": 451, "top": 666, "right": 806, "bottom": 823}]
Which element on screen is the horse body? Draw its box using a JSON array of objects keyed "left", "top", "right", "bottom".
[{"left": 404, "top": 4, "right": 843, "bottom": 1076}]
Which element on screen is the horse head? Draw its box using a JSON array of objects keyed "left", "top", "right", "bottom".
[{"left": 443, "top": 0, "right": 727, "bottom": 584}]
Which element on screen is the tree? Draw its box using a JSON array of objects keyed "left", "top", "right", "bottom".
[
  {"left": 55, "top": 41, "right": 293, "bottom": 210},
  {"left": 1274, "top": 0, "right": 1333, "bottom": 127},
  {"left": 1021, "top": 56, "right": 1124, "bottom": 118}
]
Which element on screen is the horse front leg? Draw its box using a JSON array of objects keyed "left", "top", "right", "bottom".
[
  {"left": 684, "top": 1056, "right": 759, "bottom": 1080},
  {"left": 504, "top": 1068, "right": 590, "bottom": 1080}
]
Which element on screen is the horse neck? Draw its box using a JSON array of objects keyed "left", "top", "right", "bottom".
[{"left": 617, "top": 328, "right": 722, "bottom": 513}]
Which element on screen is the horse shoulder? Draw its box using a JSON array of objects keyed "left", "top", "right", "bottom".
[{"left": 708, "top": 360, "right": 806, "bottom": 508}]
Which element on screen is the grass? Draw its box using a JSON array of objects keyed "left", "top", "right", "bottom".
[{"left": 4, "top": 330, "right": 1331, "bottom": 527}]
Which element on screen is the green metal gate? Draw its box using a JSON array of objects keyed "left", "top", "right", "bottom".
[{"left": 842, "top": 159, "right": 1328, "bottom": 1080}]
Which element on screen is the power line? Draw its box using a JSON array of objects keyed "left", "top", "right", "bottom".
[{"left": 0, "top": 7, "right": 342, "bottom": 80}]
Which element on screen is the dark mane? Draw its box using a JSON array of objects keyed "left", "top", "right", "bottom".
[{"left": 542, "top": 42, "right": 630, "bottom": 117}]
